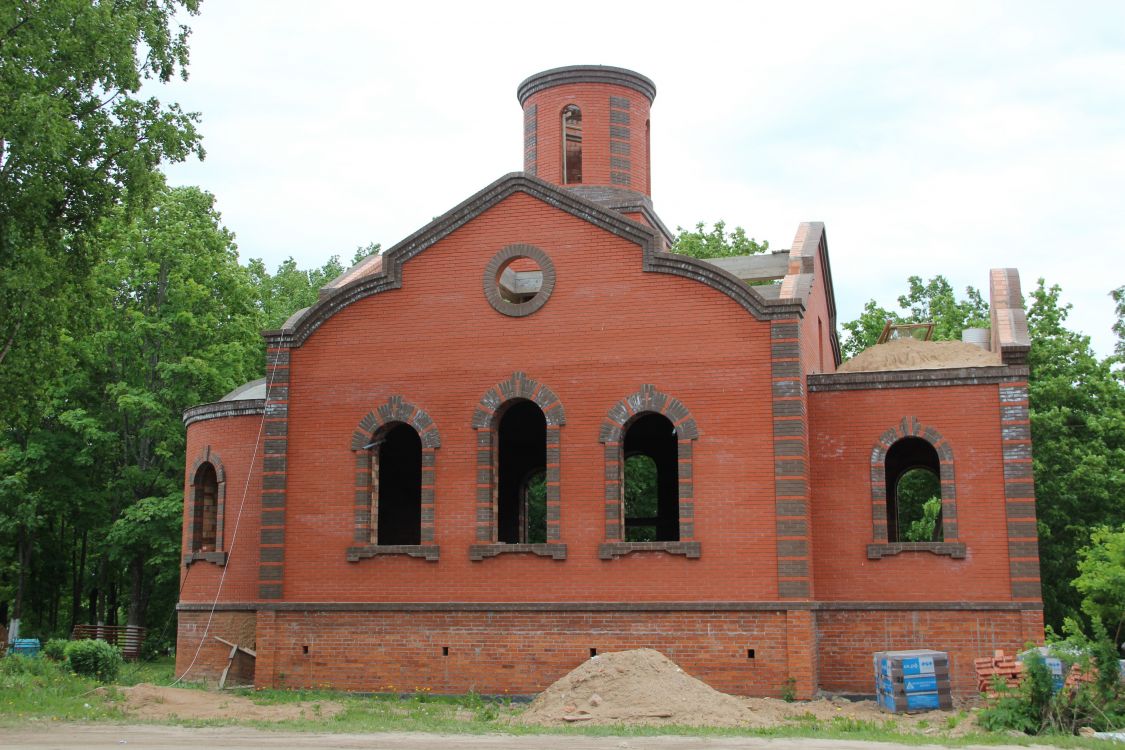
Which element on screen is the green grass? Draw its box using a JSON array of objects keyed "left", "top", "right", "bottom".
[{"left": 0, "top": 655, "right": 1118, "bottom": 748}]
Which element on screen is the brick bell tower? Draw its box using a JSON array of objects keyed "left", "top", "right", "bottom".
[{"left": 518, "top": 65, "right": 657, "bottom": 210}]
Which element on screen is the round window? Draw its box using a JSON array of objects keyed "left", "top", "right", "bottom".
[{"left": 483, "top": 244, "right": 556, "bottom": 317}]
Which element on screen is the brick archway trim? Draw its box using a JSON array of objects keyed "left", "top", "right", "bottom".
[
  {"left": 598, "top": 384, "right": 700, "bottom": 560},
  {"left": 867, "top": 417, "right": 966, "bottom": 559},
  {"left": 185, "top": 445, "right": 227, "bottom": 566},
  {"left": 469, "top": 372, "right": 566, "bottom": 560},
  {"left": 347, "top": 396, "right": 441, "bottom": 562}
]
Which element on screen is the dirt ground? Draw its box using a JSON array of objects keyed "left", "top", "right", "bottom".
[
  {"left": 105, "top": 682, "right": 345, "bottom": 721},
  {"left": 0, "top": 725, "right": 1070, "bottom": 750}
]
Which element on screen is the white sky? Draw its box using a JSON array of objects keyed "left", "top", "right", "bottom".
[{"left": 159, "top": 1, "right": 1125, "bottom": 356}]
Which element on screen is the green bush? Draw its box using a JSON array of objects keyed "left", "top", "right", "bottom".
[
  {"left": 64, "top": 639, "right": 123, "bottom": 682},
  {"left": 42, "top": 638, "right": 69, "bottom": 661},
  {"left": 979, "top": 624, "right": 1125, "bottom": 735}
]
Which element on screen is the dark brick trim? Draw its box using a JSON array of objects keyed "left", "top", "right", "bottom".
[
  {"left": 179, "top": 600, "right": 1044, "bottom": 613},
  {"left": 523, "top": 102, "right": 538, "bottom": 175},
  {"left": 346, "top": 545, "right": 440, "bottom": 562},
  {"left": 183, "top": 551, "right": 227, "bottom": 566},
  {"left": 469, "top": 543, "right": 567, "bottom": 561},
  {"left": 517, "top": 65, "right": 657, "bottom": 105},
  {"left": 186, "top": 446, "right": 226, "bottom": 563},
  {"left": 471, "top": 373, "right": 565, "bottom": 546},
  {"left": 869, "top": 417, "right": 959, "bottom": 549},
  {"left": 266, "top": 174, "right": 802, "bottom": 350},
  {"left": 999, "top": 379, "right": 1041, "bottom": 601},
  {"left": 598, "top": 541, "right": 701, "bottom": 560},
  {"left": 349, "top": 395, "right": 440, "bottom": 551},
  {"left": 482, "top": 244, "right": 556, "bottom": 317},
  {"left": 771, "top": 318, "right": 812, "bottom": 600},
  {"left": 809, "top": 366, "right": 1027, "bottom": 392},
  {"left": 183, "top": 399, "right": 265, "bottom": 426},
  {"left": 599, "top": 385, "right": 698, "bottom": 545},
  {"left": 867, "top": 542, "right": 967, "bottom": 559},
  {"left": 258, "top": 346, "right": 290, "bottom": 600}
]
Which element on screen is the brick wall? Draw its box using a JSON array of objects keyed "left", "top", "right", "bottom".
[
  {"left": 175, "top": 610, "right": 257, "bottom": 683},
  {"left": 808, "top": 384, "right": 1014, "bottom": 601}
]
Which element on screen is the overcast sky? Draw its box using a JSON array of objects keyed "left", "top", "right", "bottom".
[{"left": 158, "top": 1, "right": 1124, "bottom": 356}]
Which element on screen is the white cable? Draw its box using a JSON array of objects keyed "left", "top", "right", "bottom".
[{"left": 170, "top": 360, "right": 279, "bottom": 686}]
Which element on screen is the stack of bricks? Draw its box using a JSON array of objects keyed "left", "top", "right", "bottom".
[{"left": 974, "top": 649, "right": 1023, "bottom": 695}]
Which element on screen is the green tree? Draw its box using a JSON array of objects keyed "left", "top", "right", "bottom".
[
  {"left": 85, "top": 185, "right": 261, "bottom": 627},
  {"left": 1073, "top": 525, "right": 1125, "bottom": 644},
  {"left": 249, "top": 243, "right": 379, "bottom": 330},
  {"left": 671, "top": 221, "right": 768, "bottom": 259},
  {"left": 0, "top": 0, "right": 203, "bottom": 425},
  {"left": 1112, "top": 285, "right": 1124, "bottom": 358},
  {"left": 841, "top": 276, "right": 990, "bottom": 358},
  {"left": 1026, "top": 280, "right": 1125, "bottom": 627}
]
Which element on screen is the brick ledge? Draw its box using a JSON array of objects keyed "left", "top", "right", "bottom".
[
  {"left": 599, "top": 541, "right": 702, "bottom": 560},
  {"left": 183, "top": 551, "right": 227, "bottom": 566},
  {"left": 346, "top": 545, "right": 440, "bottom": 562},
  {"left": 469, "top": 543, "right": 567, "bottom": 561},
  {"left": 177, "top": 600, "right": 1043, "bottom": 612},
  {"left": 867, "top": 542, "right": 967, "bottom": 559}
]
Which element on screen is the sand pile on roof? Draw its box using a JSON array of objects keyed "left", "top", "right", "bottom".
[
  {"left": 516, "top": 648, "right": 753, "bottom": 727},
  {"left": 838, "top": 338, "right": 1001, "bottom": 373}
]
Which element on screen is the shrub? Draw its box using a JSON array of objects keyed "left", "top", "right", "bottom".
[
  {"left": 65, "top": 639, "right": 123, "bottom": 682},
  {"left": 42, "top": 638, "right": 69, "bottom": 661}
]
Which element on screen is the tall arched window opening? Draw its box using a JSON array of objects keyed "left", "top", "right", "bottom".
[
  {"left": 192, "top": 462, "right": 218, "bottom": 552},
  {"left": 372, "top": 423, "right": 423, "bottom": 545},
  {"left": 885, "top": 437, "right": 943, "bottom": 542},
  {"left": 622, "top": 412, "right": 679, "bottom": 542},
  {"left": 497, "top": 400, "right": 547, "bottom": 544},
  {"left": 561, "top": 105, "right": 582, "bottom": 184}
]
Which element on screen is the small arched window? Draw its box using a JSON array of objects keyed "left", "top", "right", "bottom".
[
  {"left": 885, "top": 437, "right": 942, "bottom": 542},
  {"left": 623, "top": 413, "right": 679, "bottom": 542},
  {"left": 371, "top": 423, "right": 422, "bottom": 545},
  {"left": 561, "top": 105, "right": 582, "bottom": 184},
  {"left": 192, "top": 462, "right": 219, "bottom": 553}
]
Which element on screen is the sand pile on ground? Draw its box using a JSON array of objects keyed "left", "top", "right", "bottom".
[
  {"left": 112, "top": 683, "right": 344, "bottom": 721},
  {"left": 516, "top": 649, "right": 754, "bottom": 727},
  {"left": 838, "top": 338, "right": 1000, "bottom": 373}
]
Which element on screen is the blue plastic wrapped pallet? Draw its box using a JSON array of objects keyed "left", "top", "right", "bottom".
[
  {"left": 1018, "top": 647, "right": 1065, "bottom": 692},
  {"left": 873, "top": 649, "right": 953, "bottom": 713},
  {"left": 8, "top": 638, "right": 41, "bottom": 656}
]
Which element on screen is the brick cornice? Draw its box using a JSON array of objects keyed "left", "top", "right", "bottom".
[
  {"left": 183, "top": 399, "right": 265, "bottom": 426},
  {"left": 517, "top": 65, "right": 657, "bottom": 105},
  {"left": 178, "top": 600, "right": 1044, "bottom": 613},
  {"left": 809, "top": 365, "right": 1026, "bottom": 392}
]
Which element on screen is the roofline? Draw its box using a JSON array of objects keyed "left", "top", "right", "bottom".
[
  {"left": 263, "top": 172, "right": 805, "bottom": 348},
  {"left": 517, "top": 65, "right": 656, "bottom": 106}
]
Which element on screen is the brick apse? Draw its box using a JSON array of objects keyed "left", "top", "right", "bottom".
[{"left": 177, "top": 66, "right": 1043, "bottom": 698}]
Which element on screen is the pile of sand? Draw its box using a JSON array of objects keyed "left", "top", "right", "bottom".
[
  {"left": 111, "top": 683, "right": 344, "bottom": 721},
  {"left": 837, "top": 338, "right": 1000, "bottom": 374},
  {"left": 516, "top": 649, "right": 753, "bottom": 727}
]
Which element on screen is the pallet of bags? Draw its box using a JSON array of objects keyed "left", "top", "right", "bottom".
[{"left": 874, "top": 649, "right": 953, "bottom": 713}]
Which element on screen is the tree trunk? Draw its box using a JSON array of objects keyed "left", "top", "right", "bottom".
[
  {"left": 13, "top": 525, "right": 30, "bottom": 620},
  {"left": 126, "top": 555, "right": 149, "bottom": 627},
  {"left": 71, "top": 529, "right": 87, "bottom": 631}
]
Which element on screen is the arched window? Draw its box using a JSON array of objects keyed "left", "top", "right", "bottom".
[
  {"left": 372, "top": 423, "right": 422, "bottom": 545},
  {"left": 192, "top": 462, "right": 219, "bottom": 553},
  {"left": 469, "top": 372, "right": 566, "bottom": 560},
  {"left": 346, "top": 396, "right": 440, "bottom": 562},
  {"left": 562, "top": 105, "right": 582, "bottom": 184},
  {"left": 497, "top": 400, "right": 547, "bottom": 544},
  {"left": 884, "top": 437, "right": 942, "bottom": 542},
  {"left": 866, "top": 418, "right": 964, "bottom": 559},
  {"left": 599, "top": 385, "right": 700, "bottom": 559},
  {"left": 622, "top": 413, "right": 678, "bottom": 542}
]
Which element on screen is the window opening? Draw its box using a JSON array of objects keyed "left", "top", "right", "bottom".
[
  {"left": 562, "top": 105, "right": 582, "bottom": 184},
  {"left": 622, "top": 413, "right": 679, "bottom": 542},
  {"left": 885, "top": 437, "right": 943, "bottom": 542},
  {"left": 374, "top": 423, "right": 423, "bottom": 545},
  {"left": 192, "top": 462, "right": 218, "bottom": 552},
  {"left": 497, "top": 400, "right": 547, "bottom": 543},
  {"left": 496, "top": 255, "right": 543, "bottom": 305}
]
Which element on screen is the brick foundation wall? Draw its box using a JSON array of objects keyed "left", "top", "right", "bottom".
[
  {"left": 815, "top": 608, "right": 1042, "bottom": 695},
  {"left": 175, "top": 610, "right": 257, "bottom": 684}
]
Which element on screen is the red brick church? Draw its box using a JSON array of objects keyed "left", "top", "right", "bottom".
[{"left": 177, "top": 65, "right": 1043, "bottom": 697}]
